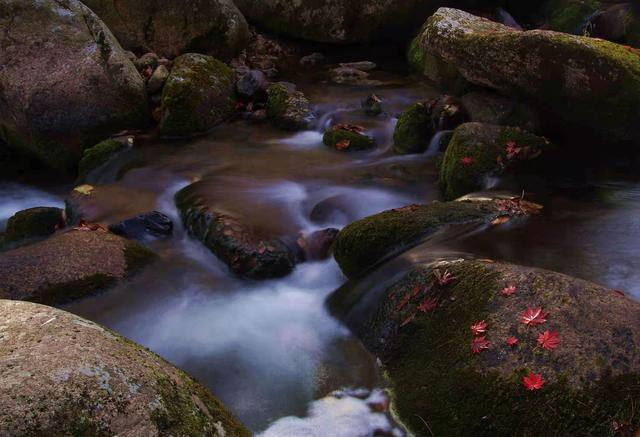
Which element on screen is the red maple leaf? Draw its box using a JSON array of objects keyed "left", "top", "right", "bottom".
[
  {"left": 520, "top": 307, "right": 549, "bottom": 327},
  {"left": 417, "top": 297, "right": 438, "bottom": 313},
  {"left": 461, "top": 156, "right": 474, "bottom": 167},
  {"left": 470, "top": 320, "right": 488, "bottom": 336},
  {"left": 471, "top": 336, "right": 490, "bottom": 354},
  {"left": 506, "top": 336, "right": 519, "bottom": 347},
  {"left": 434, "top": 269, "right": 457, "bottom": 286},
  {"left": 335, "top": 139, "right": 351, "bottom": 150},
  {"left": 500, "top": 285, "right": 517, "bottom": 297},
  {"left": 522, "top": 371, "right": 545, "bottom": 391},
  {"left": 505, "top": 141, "right": 521, "bottom": 160},
  {"left": 537, "top": 331, "right": 560, "bottom": 350}
]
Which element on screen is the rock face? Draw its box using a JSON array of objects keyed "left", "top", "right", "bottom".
[
  {"left": 439, "top": 123, "right": 550, "bottom": 200},
  {"left": 412, "top": 7, "right": 640, "bottom": 141},
  {"left": 159, "top": 53, "right": 236, "bottom": 136},
  {"left": 328, "top": 259, "right": 640, "bottom": 436},
  {"left": 175, "top": 182, "right": 296, "bottom": 279},
  {"left": 81, "top": 0, "right": 249, "bottom": 59},
  {"left": 0, "top": 230, "right": 155, "bottom": 304},
  {"left": 234, "top": 0, "right": 439, "bottom": 43},
  {"left": 266, "top": 83, "right": 315, "bottom": 131},
  {"left": 0, "top": 0, "right": 149, "bottom": 173},
  {"left": 3, "top": 207, "right": 64, "bottom": 246},
  {"left": 333, "top": 199, "right": 541, "bottom": 278},
  {"left": 0, "top": 299, "right": 250, "bottom": 436}
]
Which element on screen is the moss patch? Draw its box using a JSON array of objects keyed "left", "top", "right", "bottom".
[
  {"left": 4, "top": 207, "right": 63, "bottom": 244},
  {"left": 77, "top": 139, "right": 126, "bottom": 182},
  {"left": 393, "top": 102, "right": 433, "bottom": 154}
]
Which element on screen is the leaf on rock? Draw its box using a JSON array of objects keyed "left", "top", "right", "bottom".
[
  {"left": 433, "top": 269, "right": 457, "bottom": 287},
  {"left": 335, "top": 139, "right": 351, "bottom": 150},
  {"left": 470, "top": 320, "right": 488, "bottom": 336},
  {"left": 500, "top": 285, "right": 517, "bottom": 297},
  {"left": 471, "top": 336, "right": 490, "bottom": 354},
  {"left": 461, "top": 156, "right": 474, "bottom": 167},
  {"left": 417, "top": 297, "right": 438, "bottom": 313},
  {"left": 522, "top": 371, "right": 545, "bottom": 391},
  {"left": 506, "top": 336, "right": 519, "bottom": 347},
  {"left": 520, "top": 307, "right": 549, "bottom": 327},
  {"left": 537, "top": 331, "right": 560, "bottom": 350}
]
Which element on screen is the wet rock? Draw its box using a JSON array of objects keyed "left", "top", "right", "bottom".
[
  {"left": 135, "top": 52, "right": 160, "bottom": 71},
  {"left": 159, "top": 53, "right": 236, "bottom": 136},
  {"left": 329, "top": 67, "right": 371, "bottom": 85},
  {"left": 333, "top": 199, "right": 541, "bottom": 278},
  {"left": 175, "top": 183, "right": 296, "bottom": 279},
  {"left": 146, "top": 64, "right": 170, "bottom": 94},
  {"left": 3, "top": 207, "right": 64, "bottom": 246},
  {"left": 361, "top": 94, "right": 383, "bottom": 116},
  {"left": 297, "top": 228, "right": 340, "bottom": 261},
  {"left": 0, "top": 0, "right": 148, "bottom": 173},
  {"left": 300, "top": 52, "right": 326, "bottom": 68},
  {"left": 0, "top": 299, "right": 250, "bottom": 436},
  {"left": 339, "top": 61, "right": 377, "bottom": 71},
  {"left": 412, "top": 7, "right": 640, "bottom": 141},
  {"left": 266, "top": 83, "right": 315, "bottom": 131},
  {"left": 461, "top": 91, "right": 540, "bottom": 132},
  {"left": 80, "top": 0, "right": 249, "bottom": 60},
  {"left": 236, "top": 70, "right": 269, "bottom": 103},
  {"left": 393, "top": 96, "right": 467, "bottom": 155},
  {"left": 328, "top": 258, "right": 640, "bottom": 436},
  {"left": 439, "top": 122, "right": 550, "bottom": 200},
  {"left": 108, "top": 211, "right": 173, "bottom": 241},
  {"left": 323, "top": 124, "right": 376, "bottom": 152},
  {"left": 77, "top": 139, "right": 128, "bottom": 182},
  {"left": 0, "top": 229, "right": 154, "bottom": 304}
]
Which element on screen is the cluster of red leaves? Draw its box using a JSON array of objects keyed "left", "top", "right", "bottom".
[
  {"left": 74, "top": 220, "right": 107, "bottom": 232},
  {"left": 334, "top": 123, "right": 365, "bottom": 134},
  {"left": 494, "top": 198, "right": 544, "bottom": 217},
  {"left": 461, "top": 156, "right": 474, "bottom": 167}
]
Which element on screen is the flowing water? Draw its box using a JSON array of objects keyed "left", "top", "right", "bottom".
[{"left": 5, "top": 74, "right": 640, "bottom": 434}]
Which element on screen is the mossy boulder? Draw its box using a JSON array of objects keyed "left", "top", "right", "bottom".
[
  {"left": 0, "top": 0, "right": 148, "bottom": 173},
  {"left": 3, "top": 207, "right": 64, "bottom": 246},
  {"left": 234, "top": 0, "right": 442, "bottom": 44},
  {"left": 333, "top": 198, "right": 541, "bottom": 278},
  {"left": 323, "top": 125, "right": 376, "bottom": 152},
  {"left": 159, "top": 53, "right": 236, "bottom": 136},
  {"left": 80, "top": 0, "right": 249, "bottom": 60},
  {"left": 77, "top": 139, "right": 127, "bottom": 182},
  {"left": 328, "top": 259, "right": 640, "bottom": 436},
  {"left": 393, "top": 96, "right": 467, "bottom": 154},
  {"left": 0, "top": 299, "right": 250, "bottom": 436},
  {"left": 461, "top": 91, "right": 541, "bottom": 132},
  {"left": 175, "top": 182, "right": 295, "bottom": 279},
  {"left": 0, "top": 229, "right": 155, "bottom": 304},
  {"left": 266, "top": 83, "right": 315, "bottom": 131},
  {"left": 439, "top": 123, "right": 550, "bottom": 200},
  {"left": 413, "top": 7, "right": 640, "bottom": 141}
]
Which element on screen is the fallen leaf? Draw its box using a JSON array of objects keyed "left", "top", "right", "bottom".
[
  {"left": 612, "top": 289, "right": 626, "bottom": 297},
  {"left": 501, "top": 285, "right": 517, "bottom": 297},
  {"left": 537, "top": 331, "right": 560, "bottom": 350},
  {"left": 470, "top": 320, "right": 488, "bottom": 336},
  {"left": 520, "top": 307, "right": 549, "bottom": 327},
  {"left": 417, "top": 297, "right": 438, "bottom": 313},
  {"left": 461, "top": 156, "right": 474, "bottom": 167},
  {"left": 434, "top": 269, "right": 457, "bottom": 286},
  {"left": 471, "top": 336, "right": 490, "bottom": 354},
  {"left": 335, "top": 123, "right": 365, "bottom": 134},
  {"left": 522, "top": 371, "right": 545, "bottom": 391},
  {"left": 506, "top": 336, "right": 519, "bottom": 347},
  {"left": 491, "top": 216, "right": 510, "bottom": 226},
  {"left": 335, "top": 139, "right": 351, "bottom": 150}
]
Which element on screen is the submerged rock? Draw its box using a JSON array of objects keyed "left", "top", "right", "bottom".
[
  {"left": 439, "top": 122, "right": 550, "bottom": 200},
  {"left": 266, "top": 83, "right": 315, "bottom": 131},
  {"left": 159, "top": 53, "right": 236, "bottom": 136},
  {"left": 0, "top": 299, "right": 250, "bottom": 436},
  {"left": 175, "top": 183, "right": 295, "bottom": 279},
  {"left": 328, "top": 259, "right": 640, "bottom": 436},
  {"left": 108, "top": 211, "right": 173, "bottom": 241},
  {"left": 412, "top": 7, "right": 640, "bottom": 141},
  {"left": 0, "top": 0, "right": 148, "bottom": 172},
  {"left": 77, "top": 139, "right": 128, "bottom": 182},
  {"left": 2, "top": 207, "right": 64, "bottom": 246},
  {"left": 323, "top": 124, "right": 376, "bottom": 152},
  {"left": 0, "top": 229, "right": 155, "bottom": 304},
  {"left": 333, "top": 199, "right": 542, "bottom": 278},
  {"left": 80, "top": 0, "right": 249, "bottom": 59}
]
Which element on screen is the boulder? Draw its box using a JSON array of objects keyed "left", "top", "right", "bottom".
[
  {"left": 77, "top": 139, "right": 128, "bottom": 182},
  {"left": 236, "top": 69, "right": 269, "bottom": 103},
  {"left": 175, "top": 182, "right": 295, "bottom": 279},
  {"left": 0, "top": 299, "right": 250, "bottom": 436},
  {"left": 461, "top": 91, "right": 541, "bottom": 132},
  {"left": 328, "top": 259, "right": 640, "bottom": 436},
  {"left": 0, "top": 0, "right": 148, "bottom": 173},
  {"left": 80, "top": 0, "right": 249, "bottom": 59},
  {"left": 266, "top": 83, "right": 315, "bottom": 131},
  {"left": 159, "top": 53, "right": 236, "bottom": 136},
  {"left": 323, "top": 124, "right": 376, "bottom": 152},
  {"left": 412, "top": 8, "right": 640, "bottom": 141},
  {"left": 0, "top": 229, "right": 155, "bottom": 304},
  {"left": 333, "top": 198, "right": 542, "bottom": 278},
  {"left": 2, "top": 207, "right": 64, "bottom": 246},
  {"left": 108, "top": 211, "right": 173, "bottom": 241},
  {"left": 233, "top": 0, "right": 440, "bottom": 44},
  {"left": 439, "top": 123, "right": 550, "bottom": 200},
  {"left": 146, "top": 65, "right": 170, "bottom": 94}
]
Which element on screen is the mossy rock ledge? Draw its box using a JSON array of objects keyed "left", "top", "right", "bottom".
[
  {"left": 0, "top": 0, "right": 148, "bottom": 173},
  {"left": 439, "top": 122, "right": 550, "bottom": 200},
  {"left": 175, "top": 182, "right": 295, "bottom": 279},
  {"left": 0, "top": 299, "right": 250, "bottom": 436},
  {"left": 3, "top": 207, "right": 64, "bottom": 246},
  {"left": 333, "top": 198, "right": 542, "bottom": 278},
  {"left": 328, "top": 259, "right": 640, "bottom": 436},
  {"left": 159, "top": 53, "right": 236, "bottom": 137},
  {"left": 0, "top": 229, "right": 155, "bottom": 305},
  {"left": 266, "top": 83, "right": 316, "bottom": 131},
  {"left": 411, "top": 7, "right": 640, "bottom": 141},
  {"left": 323, "top": 125, "right": 376, "bottom": 152}
]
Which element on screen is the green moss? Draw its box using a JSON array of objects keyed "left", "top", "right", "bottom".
[
  {"left": 266, "top": 83, "right": 290, "bottom": 119},
  {"left": 4, "top": 207, "right": 63, "bottom": 244},
  {"left": 393, "top": 103, "right": 433, "bottom": 154},
  {"left": 323, "top": 127, "right": 375, "bottom": 151},
  {"left": 77, "top": 139, "right": 126, "bottom": 182},
  {"left": 408, "top": 35, "right": 467, "bottom": 95},
  {"left": 546, "top": 0, "right": 601, "bottom": 34},
  {"left": 384, "top": 262, "right": 640, "bottom": 436},
  {"left": 266, "top": 83, "right": 314, "bottom": 131}
]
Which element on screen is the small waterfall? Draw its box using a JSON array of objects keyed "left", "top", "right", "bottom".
[{"left": 425, "top": 129, "right": 453, "bottom": 157}]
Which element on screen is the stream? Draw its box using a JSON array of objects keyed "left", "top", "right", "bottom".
[{"left": 3, "top": 74, "right": 640, "bottom": 435}]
